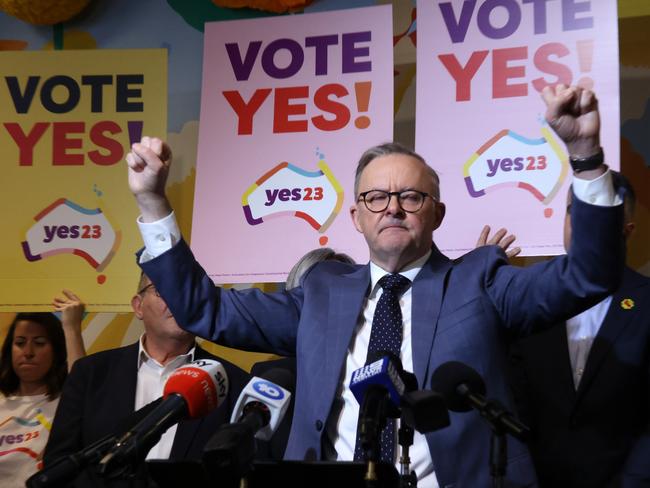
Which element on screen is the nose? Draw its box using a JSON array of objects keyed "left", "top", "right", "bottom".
[
  {"left": 24, "top": 342, "right": 35, "bottom": 357},
  {"left": 385, "top": 193, "right": 404, "bottom": 215}
]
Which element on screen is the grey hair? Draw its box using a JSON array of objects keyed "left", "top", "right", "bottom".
[
  {"left": 353, "top": 142, "right": 441, "bottom": 201},
  {"left": 286, "top": 247, "right": 355, "bottom": 290}
]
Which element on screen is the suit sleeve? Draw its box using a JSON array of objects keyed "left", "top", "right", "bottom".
[
  {"left": 140, "top": 240, "right": 304, "bottom": 356},
  {"left": 43, "top": 358, "right": 89, "bottom": 465},
  {"left": 485, "top": 194, "right": 625, "bottom": 336}
]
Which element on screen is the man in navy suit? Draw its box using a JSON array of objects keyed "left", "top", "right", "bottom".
[
  {"left": 510, "top": 173, "right": 650, "bottom": 488},
  {"left": 126, "top": 85, "right": 624, "bottom": 487},
  {"left": 43, "top": 272, "right": 249, "bottom": 486}
]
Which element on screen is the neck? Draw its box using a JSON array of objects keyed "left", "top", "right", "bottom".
[
  {"left": 372, "top": 248, "right": 430, "bottom": 273},
  {"left": 17, "top": 382, "right": 48, "bottom": 397},
  {"left": 142, "top": 334, "right": 193, "bottom": 366}
]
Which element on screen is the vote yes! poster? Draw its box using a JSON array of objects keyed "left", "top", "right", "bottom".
[
  {"left": 192, "top": 6, "right": 393, "bottom": 282},
  {"left": 416, "top": 0, "right": 620, "bottom": 257},
  {"left": 0, "top": 49, "right": 167, "bottom": 311}
]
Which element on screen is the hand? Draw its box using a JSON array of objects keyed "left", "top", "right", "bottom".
[
  {"left": 476, "top": 225, "right": 521, "bottom": 259},
  {"left": 541, "top": 84, "right": 600, "bottom": 158},
  {"left": 126, "top": 136, "right": 173, "bottom": 221},
  {"left": 53, "top": 289, "right": 85, "bottom": 330}
]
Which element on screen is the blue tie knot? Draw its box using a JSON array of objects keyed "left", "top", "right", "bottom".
[{"left": 378, "top": 273, "right": 411, "bottom": 295}]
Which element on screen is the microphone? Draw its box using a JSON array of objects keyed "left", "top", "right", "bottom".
[
  {"left": 430, "top": 361, "right": 529, "bottom": 440},
  {"left": 202, "top": 368, "right": 294, "bottom": 475},
  {"left": 98, "top": 359, "right": 228, "bottom": 475},
  {"left": 350, "top": 353, "right": 414, "bottom": 462},
  {"left": 26, "top": 398, "right": 164, "bottom": 488},
  {"left": 400, "top": 390, "right": 450, "bottom": 434}
]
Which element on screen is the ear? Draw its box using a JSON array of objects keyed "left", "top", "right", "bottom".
[
  {"left": 131, "top": 294, "right": 144, "bottom": 319},
  {"left": 350, "top": 204, "right": 363, "bottom": 233},
  {"left": 623, "top": 221, "right": 635, "bottom": 240},
  {"left": 433, "top": 201, "right": 446, "bottom": 230}
]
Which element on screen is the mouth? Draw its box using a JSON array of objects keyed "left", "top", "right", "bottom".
[{"left": 380, "top": 224, "right": 407, "bottom": 233}]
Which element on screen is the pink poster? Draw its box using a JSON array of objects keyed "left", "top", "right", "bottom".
[
  {"left": 192, "top": 5, "right": 393, "bottom": 283},
  {"left": 416, "top": 0, "right": 620, "bottom": 257}
]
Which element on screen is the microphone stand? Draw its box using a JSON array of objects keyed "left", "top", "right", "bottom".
[
  {"left": 456, "top": 384, "right": 528, "bottom": 488},
  {"left": 489, "top": 427, "right": 506, "bottom": 488},
  {"left": 398, "top": 423, "right": 417, "bottom": 488}
]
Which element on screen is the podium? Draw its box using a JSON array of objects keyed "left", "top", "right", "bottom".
[{"left": 146, "top": 460, "right": 400, "bottom": 488}]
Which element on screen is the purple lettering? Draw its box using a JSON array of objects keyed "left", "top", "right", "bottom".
[
  {"left": 477, "top": 0, "right": 521, "bottom": 40},
  {"left": 523, "top": 0, "right": 553, "bottom": 34},
  {"left": 278, "top": 188, "right": 291, "bottom": 201},
  {"left": 305, "top": 34, "right": 339, "bottom": 76},
  {"left": 261, "top": 39, "right": 304, "bottom": 79},
  {"left": 264, "top": 189, "right": 279, "bottom": 206},
  {"left": 43, "top": 225, "right": 57, "bottom": 243},
  {"left": 562, "top": 0, "right": 593, "bottom": 31},
  {"left": 225, "top": 41, "right": 262, "bottom": 81},
  {"left": 342, "top": 31, "right": 372, "bottom": 74},
  {"left": 439, "top": 0, "right": 477, "bottom": 43},
  {"left": 486, "top": 158, "right": 501, "bottom": 177}
]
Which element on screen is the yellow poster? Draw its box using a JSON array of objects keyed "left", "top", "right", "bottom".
[{"left": 0, "top": 49, "right": 167, "bottom": 312}]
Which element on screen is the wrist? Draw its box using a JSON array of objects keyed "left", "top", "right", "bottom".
[
  {"left": 135, "top": 193, "right": 172, "bottom": 222},
  {"left": 570, "top": 147, "right": 604, "bottom": 173}
]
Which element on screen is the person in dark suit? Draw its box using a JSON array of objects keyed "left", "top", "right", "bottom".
[
  {"left": 126, "top": 85, "right": 625, "bottom": 487},
  {"left": 510, "top": 173, "right": 650, "bottom": 488},
  {"left": 42, "top": 272, "right": 249, "bottom": 486}
]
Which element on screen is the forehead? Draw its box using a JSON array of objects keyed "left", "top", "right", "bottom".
[
  {"left": 358, "top": 154, "right": 435, "bottom": 192},
  {"left": 14, "top": 320, "right": 47, "bottom": 337}
]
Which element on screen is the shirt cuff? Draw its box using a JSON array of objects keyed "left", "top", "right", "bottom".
[
  {"left": 137, "top": 211, "right": 181, "bottom": 262},
  {"left": 572, "top": 169, "right": 622, "bottom": 207}
]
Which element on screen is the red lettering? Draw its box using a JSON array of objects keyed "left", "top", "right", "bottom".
[
  {"left": 3, "top": 122, "right": 49, "bottom": 166},
  {"left": 492, "top": 46, "right": 528, "bottom": 99},
  {"left": 532, "top": 42, "right": 572, "bottom": 92},
  {"left": 273, "top": 86, "right": 308, "bottom": 134},
  {"left": 312, "top": 83, "right": 350, "bottom": 131},
  {"left": 438, "top": 51, "right": 489, "bottom": 102},
  {"left": 52, "top": 122, "right": 84, "bottom": 165},
  {"left": 223, "top": 89, "right": 272, "bottom": 135},
  {"left": 89, "top": 120, "right": 123, "bottom": 165}
]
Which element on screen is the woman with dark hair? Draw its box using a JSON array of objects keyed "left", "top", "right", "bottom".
[{"left": 0, "top": 290, "right": 85, "bottom": 487}]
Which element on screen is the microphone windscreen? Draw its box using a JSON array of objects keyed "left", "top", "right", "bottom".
[
  {"left": 430, "top": 361, "right": 486, "bottom": 412},
  {"left": 163, "top": 359, "right": 228, "bottom": 418}
]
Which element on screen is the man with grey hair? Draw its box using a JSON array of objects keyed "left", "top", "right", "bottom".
[{"left": 126, "top": 85, "right": 624, "bottom": 487}]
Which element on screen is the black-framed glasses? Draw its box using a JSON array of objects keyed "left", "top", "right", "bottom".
[
  {"left": 137, "top": 283, "right": 160, "bottom": 297},
  {"left": 357, "top": 190, "right": 436, "bottom": 213}
]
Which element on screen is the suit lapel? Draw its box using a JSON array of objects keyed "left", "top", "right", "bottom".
[
  {"left": 576, "top": 269, "right": 643, "bottom": 400},
  {"left": 546, "top": 323, "right": 578, "bottom": 403},
  {"left": 411, "top": 248, "right": 451, "bottom": 387},
  {"left": 118, "top": 343, "right": 140, "bottom": 419},
  {"left": 325, "top": 266, "right": 370, "bottom": 388}
]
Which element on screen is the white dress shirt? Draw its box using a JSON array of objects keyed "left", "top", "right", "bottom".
[
  {"left": 135, "top": 335, "right": 195, "bottom": 460},
  {"left": 566, "top": 296, "right": 612, "bottom": 388},
  {"left": 323, "top": 251, "right": 438, "bottom": 487}
]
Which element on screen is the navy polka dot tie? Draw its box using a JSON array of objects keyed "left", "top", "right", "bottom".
[{"left": 353, "top": 273, "right": 411, "bottom": 463}]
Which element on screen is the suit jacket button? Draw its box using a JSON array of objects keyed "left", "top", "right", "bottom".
[{"left": 315, "top": 420, "right": 323, "bottom": 431}]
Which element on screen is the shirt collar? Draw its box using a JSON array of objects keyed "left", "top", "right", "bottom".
[
  {"left": 369, "top": 249, "right": 432, "bottom": 297},
  {"left": 137, "top": 334, "right": 196, "bottom": 370}
]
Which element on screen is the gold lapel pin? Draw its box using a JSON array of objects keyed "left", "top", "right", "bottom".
[{"left": 620, "top": 298, "right": 635, "bottom": 310}]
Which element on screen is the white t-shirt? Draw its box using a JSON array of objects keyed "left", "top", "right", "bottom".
[{"left": 0, "top": 393, "right": 59, "bottom": 488}]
